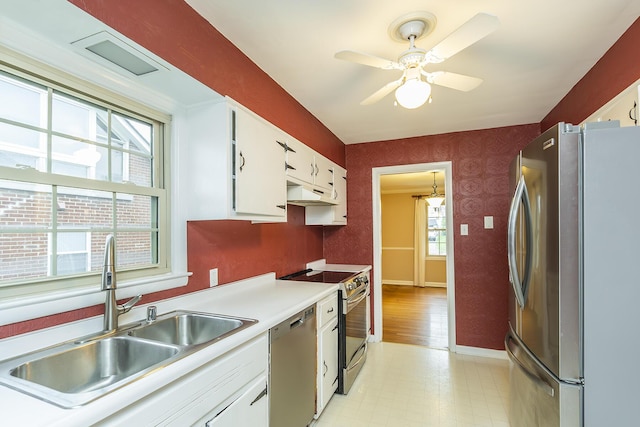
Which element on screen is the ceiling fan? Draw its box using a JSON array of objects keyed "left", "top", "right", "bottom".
[{"left": 335, "top": 12, "right": 500, "bottom": 109}]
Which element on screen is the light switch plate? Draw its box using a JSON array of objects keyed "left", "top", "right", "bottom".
[
  {"left": 484, "top": 216, "right": 494, "bottom": 229},
  {"left": 209, "top": 268, "right": 218, "bottom": 287},
  {"left": 461, "top": 224, "right": 468, "bottom": 235}
]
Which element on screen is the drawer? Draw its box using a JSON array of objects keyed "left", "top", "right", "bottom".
[{"left": 318, "top": 293, "right": 338, "bottom": 326}]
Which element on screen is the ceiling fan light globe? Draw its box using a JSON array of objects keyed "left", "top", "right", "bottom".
[{"left": 395, "top": 79, "right": 431, "bottom": 109}]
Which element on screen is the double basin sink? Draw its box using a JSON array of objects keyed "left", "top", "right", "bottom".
[{"left": 0, "top": 310, "right": 257, "bottom": 408}]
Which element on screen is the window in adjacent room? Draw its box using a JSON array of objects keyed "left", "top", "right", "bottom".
[{"left": 427, "top": 204, "right": 447, "bottom": 256}]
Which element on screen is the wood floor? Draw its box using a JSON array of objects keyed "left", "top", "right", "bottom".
[{"left": 382, "top": 284, "right": 448, "bottom": 349}]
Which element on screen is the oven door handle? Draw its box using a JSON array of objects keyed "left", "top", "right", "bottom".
[
  {"left": 346, "top": 288, "right": 368, "bottom": 312},
  {"left": 347, "top": 341, "right": 367, "bottom": 371}
]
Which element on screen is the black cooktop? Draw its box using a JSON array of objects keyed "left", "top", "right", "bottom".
[{"left": 279, "top": 269, "right": 357, "bottom": 284}]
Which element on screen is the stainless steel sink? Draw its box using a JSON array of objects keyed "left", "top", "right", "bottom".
[
  {"left": 128, "top": 311, "right": 255, "bottom": 346},
  {"left": 0, "top": 310, "right": 257, "bottom": 408},
  {"left": 1, "top": 336, "right": 179, "bottom": 408}
]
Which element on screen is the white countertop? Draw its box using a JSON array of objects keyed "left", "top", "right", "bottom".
[
  {"left": 0, "top": 272, "right": 338, "bottom": 426},
  {"left": 306, "top": 259, "right": 372, "bottom": 274}
]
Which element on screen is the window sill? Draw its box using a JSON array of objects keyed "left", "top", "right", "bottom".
[{"left": 0, "top": 272, "right": 190, "bottom": 326}]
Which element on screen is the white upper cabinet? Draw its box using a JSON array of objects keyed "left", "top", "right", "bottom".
[
  {"left": 306, "top": 165, "right": 347, "bottom": 225},
  {"left": 586, "top": 81, "right": 639, "bottom": 127},
  {"left": 184, "top": 98, "right": 287, "bottom": 221},
  {"left": 313, "top": 154, "right": 334, "bottom": 191},
  {"left": 233, "top": 107, "right": 287, "bottom": 216},
  {"left": 285, "top": 137, "right": 335, "bottom": 192},
  {"left": 284, "top": 136, "right": 316, "bottom": 185}
]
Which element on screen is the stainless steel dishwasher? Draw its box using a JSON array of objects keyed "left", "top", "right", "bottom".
[{"left": 269, "top": 305, "right": 316, "bottom": 427}]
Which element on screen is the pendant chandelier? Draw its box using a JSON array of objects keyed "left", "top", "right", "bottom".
[{"left": 427, "top": 171, "right": 444, "bottom": 207}]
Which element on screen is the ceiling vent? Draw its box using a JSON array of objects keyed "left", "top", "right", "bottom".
[{"left": 71, "top": 31, "right": 167, "bottom": 77}]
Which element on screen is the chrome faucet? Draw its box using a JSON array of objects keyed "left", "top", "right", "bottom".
[{"left": 101, "top": 234, "right": 142, "bottom": 333}]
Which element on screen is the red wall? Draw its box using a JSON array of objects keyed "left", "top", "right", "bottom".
[
  {"left": 323, "top": 124, "right": 540, "bottom": 349},
  {"left": 542, "top": 17, "right": 640, "bottom": 130}
]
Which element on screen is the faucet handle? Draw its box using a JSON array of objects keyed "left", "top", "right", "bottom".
[
  {"left": 147, "top": 305, "right": 157, "bottom": 322},
  {"left": 118, "top": 294, "right": 142, "bottom": 314}
]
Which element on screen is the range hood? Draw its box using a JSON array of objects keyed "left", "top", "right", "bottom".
[{"left": 287, "top": 185, "right": 338, "bottom": 206}]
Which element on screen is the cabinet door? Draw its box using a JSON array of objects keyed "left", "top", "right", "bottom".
[
  {"left": 319, "top": 317, "right": 339, "bottom": 414},
  {"left": 285, "top": 136, "right": 315, "bottom": 184},
  {"left": 313, "top": 155, "right": 334, "bottom": 191},
  {"left": 234, "top": 107, "right": 286, "bottom": 217},
  {"left": 333, "top": 166, "right": 347, "bottom": 223},
  {"left": 200, "top": 376, "right": 268, "bottom": 427}
]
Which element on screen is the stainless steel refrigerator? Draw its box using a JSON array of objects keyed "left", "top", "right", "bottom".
[{"left": 506, "top": 121, "right": 640, "bottom": 426}]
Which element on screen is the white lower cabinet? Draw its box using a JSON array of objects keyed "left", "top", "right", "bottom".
[
  {"left": 98, "top": 334, "right": 269, "bottom": 426},
  {"left": 315, "top": 293, "right": 339, "bottom": 418},
  {"left": 196, "top": 374, "right": 267, "bottom": 426}
]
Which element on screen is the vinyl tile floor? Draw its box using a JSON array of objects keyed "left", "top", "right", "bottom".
[{"left": 313, "top": 342, "right": 510, "bottom": 427}]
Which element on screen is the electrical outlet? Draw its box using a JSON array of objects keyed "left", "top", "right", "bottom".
[
  {"left": 461, "top": 224, "right": 469, "bottom": 235},
  {"left": 209, "top": 268, "right": 219, "bottom": 287}
]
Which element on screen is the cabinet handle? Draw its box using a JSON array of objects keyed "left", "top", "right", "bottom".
[
  {"left": 332, "top": 324, "right": 338, "bottom": 331},
  {"left": 276, "top": 204, "right": 286, "bottom": 210},
  {"left": 323, "top": 360, "right": 328, "bottom": 377},
  {"left": 312, "top": 189, "right": 325, "bottom": 195},
  {"left": 250, "top": 386, "right": 268, "bottom": 406},
  {"left": 332, "top": 376, "right": 338, "bottom": 386},
  {"left": 310, "top": 163, "right": 315, "bottom": 176},
  {"left": 315, "top": 164, "right": 319, "bottom": 176},
  {"left": 327, "top": 307, "right": 334, "bottom": 313},
  {"left": 285, "top": 162, "right": 296, "bottom": 171},
  {"left": 239, "top": 151, "right": 246, "bottom": 172}
]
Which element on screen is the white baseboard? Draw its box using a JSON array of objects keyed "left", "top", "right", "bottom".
[
  {"left": 382, "top": 280, "right": 447, "bottom": 288},
  {"left": 455, "top": 345, "right": 508, "bottom": 360},
  {"left": 382, "top": 280, "right": 413, "bottom": 286},
  {"left": 425, "top": 281, "right": 446, "bottom": 288}
]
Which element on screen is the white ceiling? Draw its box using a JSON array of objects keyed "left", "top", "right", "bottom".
[{"left": 185, "top": 0, "right": 639, "bottom": 144}]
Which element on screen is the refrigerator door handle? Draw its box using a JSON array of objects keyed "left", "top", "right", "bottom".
[
  {"left": 507, "top": 175, "right": 533, "bottom": 308},
  {"left": 505, "top": 333, "right": 555, "bottom": 397}
]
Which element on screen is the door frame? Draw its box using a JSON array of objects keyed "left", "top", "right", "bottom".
[{"left": 371, "top": 161, "right": 456, "bottom": 351}]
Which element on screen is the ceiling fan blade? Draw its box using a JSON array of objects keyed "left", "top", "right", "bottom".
[
  {"left": 335, "top": 50, "right": 402, "bottom": 70},
  {"left": 361, "top": 78, "right": 403, "bottom": 105},
  {"left": 427, "top": 13, "right": 499, "bottom": 62},
  {"left": 422, "top": 71, "right": 483, "bottom": 92}
]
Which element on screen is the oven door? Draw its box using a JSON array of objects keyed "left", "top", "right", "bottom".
[{"left": 340, "top": 285, "right": 368, "bottom": 394}]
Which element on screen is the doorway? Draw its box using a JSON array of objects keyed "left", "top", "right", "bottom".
[{"left": 371, "top": 162, "right": 456, "bottom": 351}]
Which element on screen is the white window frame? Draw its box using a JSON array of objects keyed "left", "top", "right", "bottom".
[
  {"left": 427, "top": 204, "right": 447, "bottom": 257},
  {"left": 0, "top": 46, "right": 189, "bottom": 325}
]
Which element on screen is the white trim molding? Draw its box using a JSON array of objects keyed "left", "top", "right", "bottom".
[{"left": 372, "top": 161, "right": 456, "bottom": 352}]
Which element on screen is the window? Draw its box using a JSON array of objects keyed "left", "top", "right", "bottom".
[
  {"left": 0, "top": 66, "right": 167, "bottom": 298},
  {"left": 427, "top": 204, "right": 446, "bottom": 256}
]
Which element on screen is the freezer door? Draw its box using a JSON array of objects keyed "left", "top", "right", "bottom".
[{"left": 506, "top": 328, "right": 581, "bottom": 427}]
